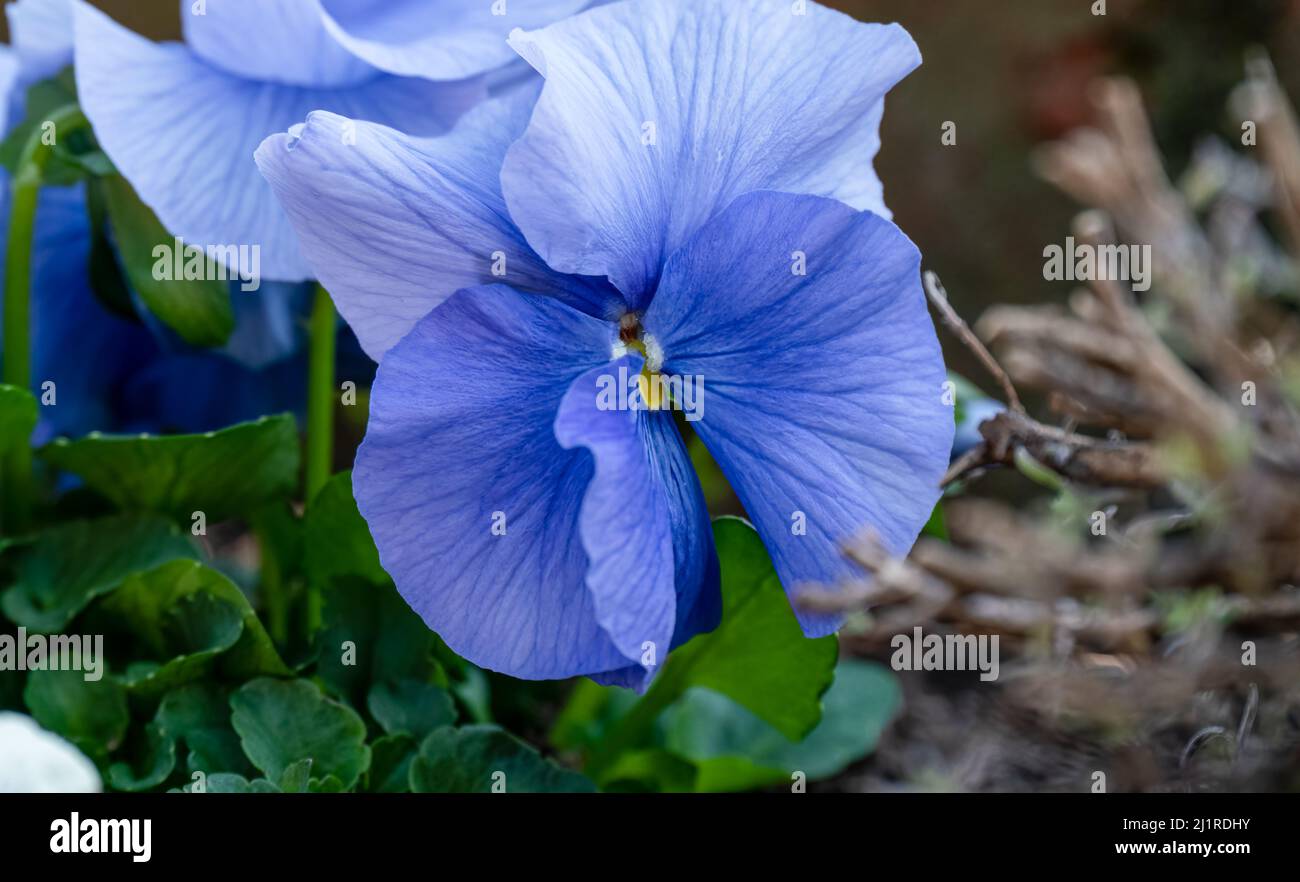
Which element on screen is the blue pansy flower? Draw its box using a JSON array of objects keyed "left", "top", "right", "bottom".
[
  {"left": 71, "top": 0, "right": 490, "bottom": 282},
  {"left": 258, "top": 0, "right": 952, "bottom": 686}
]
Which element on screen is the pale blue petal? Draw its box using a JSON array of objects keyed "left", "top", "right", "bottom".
[
  {"left": 644, "top": 191, "right": 952, "bottom": 636},
  {"left": 501, "top": 0, "right": 919, "bottom": 305},
  {"left": 554, "top": 354, "right": 722, "bottom": 682},
  {"left": 318, "top": 0, "right": 592, "bottom": 81},
  {"left": 354, "top": 283, "right": 636, "bottom": 680},
  {"left": 256, "top": 87, "right": 619, "bottom": 360},
  {"left": 181, "top": 0, "right": 376, "bottom": 88},
  {"left": 0, "top": 48, "right": 18, "bottom": 134},
  {"left": 221, "top": 281, "right": 313, "bottom": 369},
  {"left": 6, "top": 0, "right": 73, "bottom": 84},
  {"left": 74, "top": 1, "right": 484, "bottom": 282},
  {"left": 554, "top": 355, "right": 677, "bottom": 677}
]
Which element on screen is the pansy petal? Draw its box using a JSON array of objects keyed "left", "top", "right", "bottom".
[
  {"left": 255, "top": 87, "right": 620, "bottom": 360},
  {"left": 555, "top": 357, "right": 721, "bottom": 682},
  {"left": 122, "top": 350, "right": 306, "bottom": 435},
  {"left": 221, "top": 282, "right": 314, "bottom": 369},
  {"left": 642, "top": 411, "right": 723, "bottom": 646},
  {"left": 74, "top": 1, "right": 483, "bottom": 282},
  {"left": 27, "top": 185, "right": 160, "bottom": 440},
  {"left": 554, "top": 356, "right": 676, "bottom": 674},
  {"left": 644, "top": 191, "right": 952, "bottom": 636},
  {"left": 319, "top": 0, "right": 592, "bottom": 81},
  {"left": 181, "top": 0, "right": 375, "bottom": 88},
  {"left": 501, "top": 0, "right": 919, "bottom": 305},
  {"left": 7, "top": 0, "right": 73, "bottom": 84},
  {"left": 0, "top": 48, "right": 19, "bottom": 134},
  {"left": 355, "top": 283, "right": 638, "bottom": 679}
]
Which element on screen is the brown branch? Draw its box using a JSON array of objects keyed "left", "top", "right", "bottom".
[
  {"left": 944, "top": 410, "right": 1165, "bottom": 489},
  {"left": 923, "top": 270, "right": 1024, "bottom": 413}
]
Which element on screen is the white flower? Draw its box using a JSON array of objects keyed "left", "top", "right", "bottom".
[{"left": 0, "top": 712, "right": 101, "bottom": 793}]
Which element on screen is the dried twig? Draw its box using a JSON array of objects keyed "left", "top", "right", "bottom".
[
  {"left": 944, "top": 410, "right": 1165, "bottom": 489},
  {"left": 923, "top": 270, "right": 1024, "bottom": 413}
]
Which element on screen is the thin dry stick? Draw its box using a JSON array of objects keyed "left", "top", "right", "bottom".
[{"left": 923, "top": 270, "right": 1025, "bottom": 413}]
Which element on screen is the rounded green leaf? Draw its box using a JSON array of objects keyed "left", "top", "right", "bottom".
[
  {"left": 304, "top": 471, "right": 388, "bottom": 588},
  {"left": 98, "top": 173, "right": 233, "bottom": 347},
  {"left": 367, "top": 679, "right": 456, "bottom": 740},
  {"left": 409, "top": 725, "right": 595, "bottom": 794},
  {"left": 156, "top": 682, "right": 253, "bottom": 777},
  {"left": 96, "top": 560, "right": 290, "bottom": 698},
  {"left": 107, "top": 722, "right": 177, "bottom": 792},
  {"left": 366, "top": 734, "right": 418, "bottom": 794},
  {"left": 1, "top": 515, "right": 197, "bottom": 631},
  {"left": 23, "top": 669, "right": 127, "bottom": 762},
  {"left": 316, "top": 577, "right": 437, "bottom": 707},
  {"left": 663, "top": 660, "right": 902, "bottom": 791},
  {"left": 230, "top": 678, "right": 370, "bottom": 790},
  {"left": 39, "top": 415, "right": 300, "bottom": 523}
]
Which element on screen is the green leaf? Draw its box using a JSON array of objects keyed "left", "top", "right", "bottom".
[
  {"left": 198, "top": 773, "right": 280, "bottom": 794},
  {"left": 366, "top": 734, "right": 417, "bottom": 793},
  {"left": 583, "top": 518, "right": 836, "bottom": 781},
  {"left": 599, "top": 749, "right": 698, "bottom": 793},
  {"left": 921, "top": 503, "right": 948, "bottom": 542},
  {"left": 654, "top": 518, "right": 837, "bottom": 738},
  {"left": 0, "top": 385, "right": 38, "bottom": 456},
  {"left": 689, "top": 518, "right": 838, "bottom": 738},
  {"left": 23, "top": 669, "right": 128, "bottom": 761},
  {"left": 686, "top": 433, "right": 732, "bottom": 509},
  {"left": 230, "top": 678, "right": 371, "bottom": 790},
  {"left": 549, "top": 679, "right": 640, "bottom": 752},
  {"left": 448, "top": 664, "right": 492, "bottom": 724},
  {"left": 156, "top": 683, "right": 253, "bottom": 776},
  {"left": 367, "top": 679, "right": 457, "bottom": 740},
  {"left": 107, "top": 722, "right": 177, "bottom": 792},
  {"left": 277, "top": 758, "right": 313, "bottom": 793},
  {"left": 39, "top": 415, "right": 300, "bottom": 522},
  {"left": 303, "top": 471, "right": 387, "bottom": 587},
  {"left": 98, "top": 173, "right": 232, "bottom": 347},
  {"left": 663, "top": 659, "right": 902, "bottom": 791},
  {"left": 409, "top": 725, "right": 595, "bottom": 793},
  {"left": 316, "top": 577, "right": 436, "bottom": 707},
  {"left": 0, "top": 72, "right": 76, "bottom": 172},
  {"left": 1, "top": 515, "right": 196, "bottom": 630},
  {"left": 309, "top": 774, "right": 346, "bottom": 793},
  {"left": 85, "top": 179, "right": 140, "bottom": 318},
  {"left": 0, "top": 71, "right": 107, "bottom": 186},
  {"left": 96, "top": 560, "right": 290, "bottom": 698}
]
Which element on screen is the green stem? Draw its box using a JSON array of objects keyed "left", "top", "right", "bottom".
[
  {"left": 2, "top": 104, "right": 86, "bottom": 533},
  {"left": 250, "top": 513, "right": 288, "bottom": 647},
  {"left": 305, "top": 284, "right": 336, "bottom": 505},
  {"left": 303, "top": 284, "right": 336, "bottom": 634}
]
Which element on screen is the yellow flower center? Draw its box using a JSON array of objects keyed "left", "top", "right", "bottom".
[{"left": 617, "top": 313, "right": 667, "bottom": 411}]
